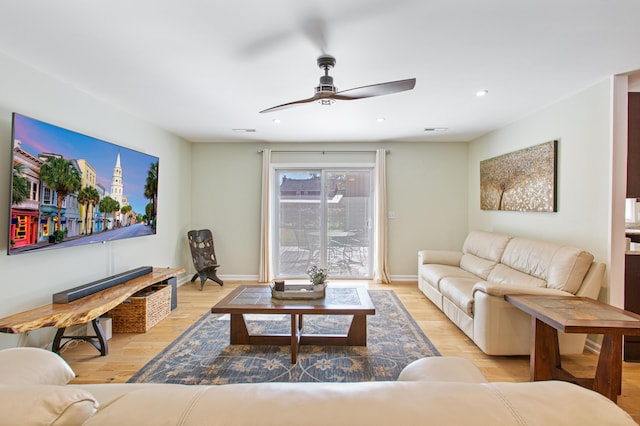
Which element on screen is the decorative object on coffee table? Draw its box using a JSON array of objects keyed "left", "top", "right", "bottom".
[
  {"left": 270, "top": 282, "right": 327, "bottom": 300},
  {"left": 307, "top": 265, "right": 327, "bottom": 285},
  {"left": 270, "top": 266, "right": 328, "bottom": 300},
  {"left": 273, "top": 280, "right": 285, "bottom": 292}
]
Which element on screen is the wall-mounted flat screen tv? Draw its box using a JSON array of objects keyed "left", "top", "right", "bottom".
[{"left": 8, "top": 113, "right": 159, "bottom": 255}]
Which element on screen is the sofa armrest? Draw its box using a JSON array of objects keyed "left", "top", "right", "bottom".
[
  {"left": 0, "top": 347, "right": 75, "bottom": 385},
  {"left": 418, "top": 250, "right": 462, "bottom": 266},
  {"left": 398, "top": 357, "right": 487, "bottom": 383},
  {"left": 473, "top": 281, "right": 572, "bottom": 298}
]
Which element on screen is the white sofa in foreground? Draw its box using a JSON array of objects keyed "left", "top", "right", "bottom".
[
  {"left": 418, "top": 230, "right": 606, "bottom": 355},
  {"left": 0, "top": 348, "right": 636, "bottom": 425}
]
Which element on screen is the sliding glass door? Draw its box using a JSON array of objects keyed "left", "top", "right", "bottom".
[{"left": 275, "top": 168, "right": 373, "bottom": 279}]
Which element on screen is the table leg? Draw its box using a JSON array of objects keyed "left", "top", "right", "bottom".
[
  {"left": 594, "top": 334, "right": 623, "bottom": 403},
  {"left": 291, "top": 314, "right": 299, "bottom": 364},
  {"left": 530, "top": 317, "right": 559, "bottom": 381},
  {"left": 51, "top": 318, "right": 109, "bottom": 356},
  {"left": 89, "top": 317, "right": 109, "bottom": 356},
  {"left": 229, "top": 314, "right": 250, "bottom": 344},
  {"left": 346, "top": 315, "right": 367, "bottom": 346}
]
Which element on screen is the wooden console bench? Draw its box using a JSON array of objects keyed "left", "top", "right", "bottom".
[
  {"left": 505, "top": 294, "right": 640, "bottom": 403},
  {"left": 0, "top": 267, "right": 184, "bottom": 356}
]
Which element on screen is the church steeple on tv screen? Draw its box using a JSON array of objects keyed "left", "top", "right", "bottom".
[{"left": 7, "top": 113, "right": 159, "bottom": 255}]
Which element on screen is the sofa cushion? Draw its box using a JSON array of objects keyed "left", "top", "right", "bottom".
[
  {"left": 80, "top": 381, "right": 638, "bottom": 426},
  {"left": 0, "top": 384, "right": 98, "bottom": 426},
  {"left": 487, "top": 264, "right": 547, "bottom": 288},
  {"left": 485, "top": 381, "right": 636, "bottom": 426},
  {"left": 420, "top": 265, "right": 479, "bottom": 291},
  {"left": 462, "top": 231, "right": 512, "bottom": 263},
  {"left": 0, "top": 347, "right": 75, "bottom": 385},
  {"left": 439, "top": 278, "right": 477, "bottom": 316},
  {"left": 397, "top": 357, "right": 488, "bottom": 383},
  {"left": 500, "top": 237, "right": 594, "bottom": 293},
  {"left": 460, "top": 253, "right": 497, "bottom": 280},
  {"left": 418, "top": 250, "right": 462, "bottom": 266}
]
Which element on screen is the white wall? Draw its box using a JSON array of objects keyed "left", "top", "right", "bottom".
[
  {"left": 0, "top": 53, "right": 192, "bottom": 349},
  {"left": 190, "top": 141, "right": 469, "bottom": 280},
  {"left": 468, "top": 79, "right": 614, "bottom": 299},
  {"left": 630, "top": 73, "right": 640, "bottom": 92}
]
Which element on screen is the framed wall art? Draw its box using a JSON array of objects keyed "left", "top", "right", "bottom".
[{"left": 480, "top": 140, "right": 558, "bottom": 212}]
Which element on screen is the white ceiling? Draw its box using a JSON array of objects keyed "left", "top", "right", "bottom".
[{"left": 1, "top": 0, "right": 639, "bottom": 143}]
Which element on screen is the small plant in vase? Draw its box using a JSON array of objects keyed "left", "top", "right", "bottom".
[{"left": 307, "top": 265, "right": 327, "bottom": 288}]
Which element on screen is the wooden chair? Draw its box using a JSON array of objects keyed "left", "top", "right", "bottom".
[{"left": 187, "top": 229, "right": 223, "bottom": 290}]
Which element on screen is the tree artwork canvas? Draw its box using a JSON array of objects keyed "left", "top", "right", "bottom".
[{"left": 480, "top": 140, "right": 557, "bottom": 212}]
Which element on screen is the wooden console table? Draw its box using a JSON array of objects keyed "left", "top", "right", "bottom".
[
  {"left": 505, "top": 294, "right": 640, "bottom": 403},
  {"left": 0, "top": 267, "right": 184, "bottom": 356}
]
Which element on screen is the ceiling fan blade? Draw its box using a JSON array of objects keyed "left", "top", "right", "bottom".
[
  {"left": 334, "top": 78, "right": 416, "bottom": 100},
  {"left": 301, "top": 16, "right": 328, "bottom": 53},
  {"left": 259, "top": 93, "right": 324, "bottom": 113}
]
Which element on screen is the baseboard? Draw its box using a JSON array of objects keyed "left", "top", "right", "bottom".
[
  {"left": 584, "top": 337, "right": 601, "bottom": 355},
  {"left": 177, "top": 275, "right": 260, "bottom": 286},
  {"left": 178, "top": 274, "right": 419, "bottom": 284},
  {"left": 218, "top": 275, "right": 260, "bottom": 281},
  {"left": 177, "top": 275, "right": 192, "bottom": 286},
  {"left": 389, "top": 275, "right": 418, "bottom": 282}
]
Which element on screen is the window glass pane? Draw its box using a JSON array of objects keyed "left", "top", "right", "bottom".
[
  {"left": 277, "top": 171, "right": 321, "bottom": 276},
  {"left": 326, "top": 171, "right": 371, "bottom": 277},
  {"left": 43, "top": 187, "right": 51, "bottom": 204},
  {"left": 30, "top": 181, "right": 38, "bottom": 200}
]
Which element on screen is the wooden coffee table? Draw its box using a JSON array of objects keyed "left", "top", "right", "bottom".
[
  {"left": 211, "top": 285, "right": 375, "bottom": 364},
  {"left": 505, "top": 294, "right": 640, "bottom": 402}
]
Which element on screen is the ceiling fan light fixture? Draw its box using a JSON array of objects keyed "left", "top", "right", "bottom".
[{"left": 318, "top": 98, "right": 335, "bottom": 106}]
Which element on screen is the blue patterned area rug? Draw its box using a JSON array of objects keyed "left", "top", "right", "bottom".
[{"left": 128, "top": 290, "right": 439, "bottom": 384}]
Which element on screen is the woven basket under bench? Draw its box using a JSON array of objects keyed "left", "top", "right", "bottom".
[{"left": 108, "top": 284, "right": 171, "bottom": 333}]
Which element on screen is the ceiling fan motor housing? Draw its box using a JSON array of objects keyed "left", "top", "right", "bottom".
[
  {"left": 316, "top": 75, "right": 336, "bottom": 95},
  {"left": 317, "top": 54, "right": 336, "bottom": 70},
  {"left": 316, "top": 55, "right": 337, "bottom": 96}
]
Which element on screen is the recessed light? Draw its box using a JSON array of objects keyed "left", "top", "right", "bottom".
[
  {"left": 272, "top": 119, "right": 281, "bottom": 124},
  {"left": 424, "top": 127, "right": 448, "bottom": 132},
  {"left": 476, "top": 90, "right": 489, "bottom": 97},
  {"left": 232, "top": 128, "right": 256, "bottom": 133},
  {"left": 376, "top": 117, "right": 386, "bottom": 123}
]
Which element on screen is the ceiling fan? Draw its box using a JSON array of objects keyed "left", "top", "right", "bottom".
[{"left": 259, "top": 54, "right": 416, "bottom": 113}]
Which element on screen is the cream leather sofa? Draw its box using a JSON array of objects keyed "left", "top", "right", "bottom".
[
  {"left": 418, "top": 230, "right": 606, "bottom": 355},
  {"left": 0, "top": 348, "right": 635, "bottom": 426}
]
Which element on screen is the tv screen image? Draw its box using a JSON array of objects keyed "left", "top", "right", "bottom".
[{"left": 8, "top": 113, "right": 159, "bottom": 255}]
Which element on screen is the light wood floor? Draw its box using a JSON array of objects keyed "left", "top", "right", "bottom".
[{"left": 60, "top": 280, "right": 640, "bottom": 422}]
